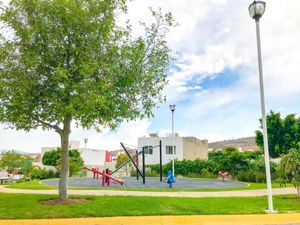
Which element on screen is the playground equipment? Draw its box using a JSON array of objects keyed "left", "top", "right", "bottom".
[
  {"left": 84, "top": 140, "right": 163, "bottom": 186},
  {"left": 83, "top": 166, "right": 124, "bottom": 186},
  {"left": 119, "top": 141, "right": 163, "bottom": 184},
  {"left": 218, "top": 171, "right": 229, "bottom": 182},
  {"left": 110, "top": 149, "right": 142, "bottom": 177}
]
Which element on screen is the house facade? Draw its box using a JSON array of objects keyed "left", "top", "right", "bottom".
[
  {"left": 138, "top": 133, "right": 208, "bottom": 165},
  {"left": 41, "top": 141, "right": 107, "bottom": 167},
  {"left": 78, "top": 148, "right": 106, "bottom": 167}
]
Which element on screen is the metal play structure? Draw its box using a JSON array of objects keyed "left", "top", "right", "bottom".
[{"left": 83, "top": 141, "right": 164, "bottom": 186}]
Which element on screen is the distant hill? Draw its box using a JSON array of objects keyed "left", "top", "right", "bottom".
[{"left": 208, "top": 137, "right": 259, "bottom": 151}]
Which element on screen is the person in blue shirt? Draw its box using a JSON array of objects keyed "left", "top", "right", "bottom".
[{"left": 167, "top": 170, "right": 175, "bottom": 188}]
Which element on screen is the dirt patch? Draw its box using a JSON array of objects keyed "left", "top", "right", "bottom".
[{"left": 40, "top": 198, "right": 91, "bottom": 206}]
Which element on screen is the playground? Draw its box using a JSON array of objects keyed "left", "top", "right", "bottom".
[
  {"left": 40, "top": 142, "right": 246, "bottom": 190},
  {"left": 42, "top": 177, "right": 247, "bottom": 189}
]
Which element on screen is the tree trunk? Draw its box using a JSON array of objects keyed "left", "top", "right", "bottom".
[{"left": 58, "top": 116, "right": 72, "bottom": 200}]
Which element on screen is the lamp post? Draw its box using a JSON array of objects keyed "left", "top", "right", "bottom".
[
  {"left": 249, "top": 1, "right": 274, "bottom": 213},
  {"left": 169, "top": 104, "right": 176, "bottom": 176},
  {"left": 84, "top": 138, "right": 88, "bottom": 149}
]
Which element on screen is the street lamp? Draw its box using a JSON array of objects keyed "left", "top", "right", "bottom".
[
  {"left": 84, "top": 138, "right": 88, "bottom": 149},
  {"left": 169, "top": 104, "right": 176, "bottom": 176},
  {"left": 249, "top": 1, "right": 265, "bottom": 20},
  {"left": 249, "top": 1, "right": 274, "bottom": 213}
]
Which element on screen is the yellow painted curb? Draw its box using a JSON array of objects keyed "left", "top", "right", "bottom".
[{"left": 1, "top": 214, "right": 300, "bottom": 225}]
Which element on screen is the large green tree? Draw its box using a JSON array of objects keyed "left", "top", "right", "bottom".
[
  {"left": 0, "top": 0, "right": 173, "bottom": 199},
  {"left": 255, "top": 111, "right": 299, "bottom": 158}
]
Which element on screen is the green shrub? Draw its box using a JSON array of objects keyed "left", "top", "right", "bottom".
[
  {"left": 186, "top": 170, "right": 216, "bottom": 179},
  {"left": 145, "top": 170, "right": 159, "bottom": 177},
  {"left": 234, "top": 156, "right": 279, "bottom": 183},
  {"left": 250, "top": 157, "right": 277, "bottom": 176},
  {"left": 236, "top": 170, "right": 266, "bottom": 183},
  {"left": 28, "top": 167, "right": 59, "bottom": 180},
  {"left": 76, "top": 169, "right": 87, "bottom": 177},
  {"left": 130, "top": 167, "right": 159, "bottom": 177},
  {"left": 208, "top": 147, "right": 253, "bottom": 177},
  {"left": 148, "top": 148, "right": 278, "bottom": 183},
  {"left": 254, "top": 172, "right": 267, "bottom": 183},
  {"left": 235, "top": 171, "right": 255, "bottom": 182},
  {"left": 185, "top": 172, "right": 202, "bottom": 178},
  {"left": 200, "top": 168, "right": 216, "bottom": 179},
  {"left": 149, "top": 159, "right": 218, "bottom": 178}
]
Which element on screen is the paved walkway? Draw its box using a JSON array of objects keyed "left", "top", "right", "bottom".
[
  {"left": 1, "top": 214, "right": 300, "bottom": 225},
  {"left": 0, "top": 185, "right": 297, "bottom": 197}
]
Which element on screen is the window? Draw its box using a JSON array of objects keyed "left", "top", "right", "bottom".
[
  {"left": 143, "top": 146, "right": 153, "bottom": 154},
  {"left": 166, "top": 146, "right": 176, "bottom": 155}
]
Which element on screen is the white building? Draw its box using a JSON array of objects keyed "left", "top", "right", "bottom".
[
  {"left": 138, "top": 133, "right": 208, "bottom": 165},
  {"left": 41, "top": 140, "right": 107, "bottom": 167},
  {"left": 79, "top": 148, "right": 106, "bottom": 167}
]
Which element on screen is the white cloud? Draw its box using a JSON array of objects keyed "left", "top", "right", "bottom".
[
  {"left": 0, "top": 125, "right": 60, "bottom": 152},
  {"left": 71, "top": 120, "right": 151, "bottom": 151},
  {"left": 157, "top": 0, "right": 300, "bottom": 102}
]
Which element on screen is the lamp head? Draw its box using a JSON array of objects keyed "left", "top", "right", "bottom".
[
  {"left": 169, "top": 104, "right": 176, "bottom": 112},
  {"left": 249, "top": 1, "right": 266, "bottom": 20}
]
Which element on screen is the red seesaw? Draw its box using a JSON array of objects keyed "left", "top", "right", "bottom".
[{"left": 83, "top": 166, "right": 124, "bottom": 186}]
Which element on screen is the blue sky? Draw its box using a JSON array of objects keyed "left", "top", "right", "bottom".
[{"left": 1, "top": 0, "right": 300, "bottom": 152}]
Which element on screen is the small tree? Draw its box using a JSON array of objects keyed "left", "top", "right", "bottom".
[
  {"left": 0, "top": 0, "right": 173, "bottom": 200},
  {"left": 115, "top": 153, "right": 132, "bottom": 176},
  {"left": 42, "top": 148, "right": 84, "bottom": 176},
  {"left": 0, "top": 150, "right": 32, "bottom": 173},
  {"left": 280, "top": 149, "right": 300, "bottom": 197},
  {"left": 42, "top": 149, "right": 61, "bottom": 168},
  {"left": 65, "top": 149, "right": 84, "bottom": 176}
]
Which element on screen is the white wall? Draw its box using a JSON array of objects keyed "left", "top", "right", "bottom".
[
  {"left": 138, "top": 136, "right": 183, "bottom": 165},
  {"left": 69, "top": 140, "right": 80, "bottom": 149},
  {"left": 79, "top": 148, "right": 106, "bottom": 167}
]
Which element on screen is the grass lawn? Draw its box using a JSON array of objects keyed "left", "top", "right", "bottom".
[
  {"left": 4, "top": 179, "right": 292, "bottom": 192},
  {"left": 4, "top": 180, "right": 56, "bottom": 190},
  {"left": 0, "top": 193, "right": 299, "bottom": 219}
]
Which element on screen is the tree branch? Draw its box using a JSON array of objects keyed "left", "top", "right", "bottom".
[{"left": 35, "top": 118, "right": 62, "bottom": 134}]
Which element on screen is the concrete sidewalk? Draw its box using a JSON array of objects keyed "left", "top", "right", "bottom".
[
  {"left": 1, "top": 214, "right": 300, "bottom": 225},
  {"left": 0, "top": 185, "right": 297, "bottom": 197}
]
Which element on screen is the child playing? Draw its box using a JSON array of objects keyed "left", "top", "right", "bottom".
[{"left": 167, "top": 170, "right": 175, "bottom": 188}]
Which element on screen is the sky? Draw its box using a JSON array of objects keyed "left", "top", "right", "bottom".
[{"left": 1, "top": 0, "right": 300, "bottom": 153}]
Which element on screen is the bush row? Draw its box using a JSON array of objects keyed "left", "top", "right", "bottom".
[
  {"left": 148, "top": 147, "right": 279, "bottom": 183},
  {"left": 149, "top": 159, "right": 219, "bottom": 178},
  {"left": 28, "top": 167, "right": 60, "bottom": 180}
]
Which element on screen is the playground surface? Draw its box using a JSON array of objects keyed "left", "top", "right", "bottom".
[
  {"left": 1, "top": 214, "right": 300, "bottom": 225},
  {"left": 42, "top": 177, "right": 248, "bottom": 189}
]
